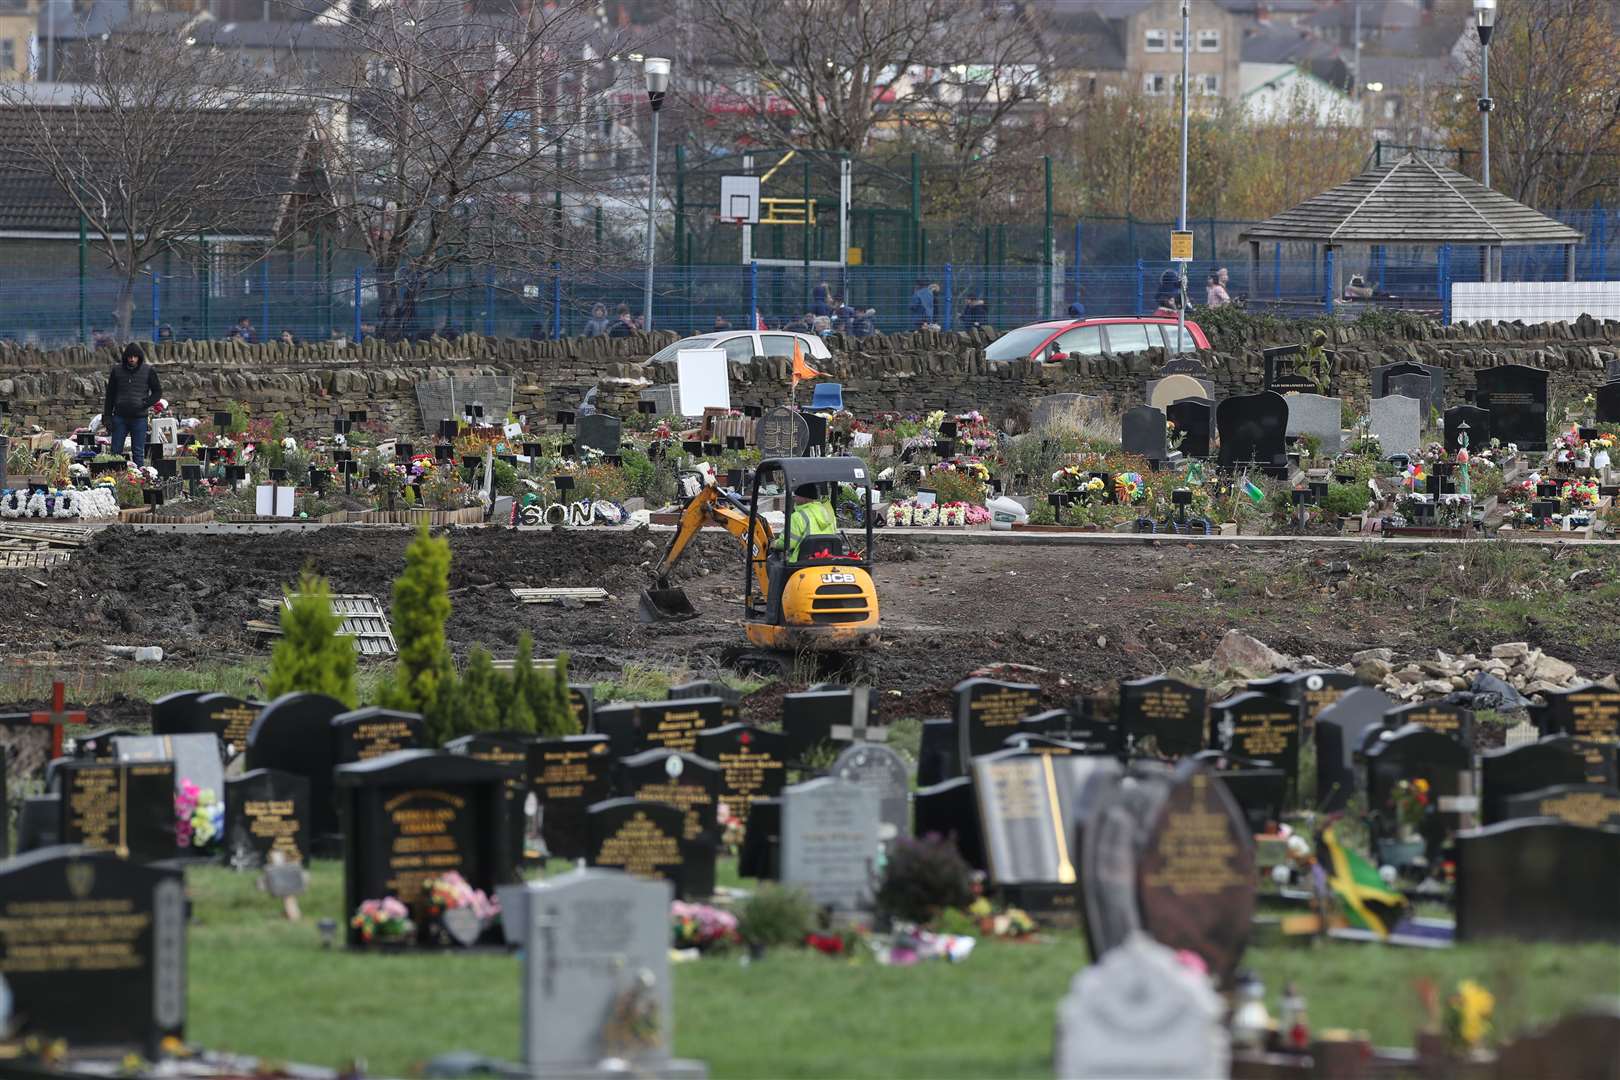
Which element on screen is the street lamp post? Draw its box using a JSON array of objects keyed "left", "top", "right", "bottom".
[
  {"left": 1475, "top": 0, "right": 1495, "bottom": 189},
  {"left": 1176, "top": 0, "right": 1190, "bottom": 353},
  {"left": 642, "top": 57, "right": 671, "bottom": 331}
]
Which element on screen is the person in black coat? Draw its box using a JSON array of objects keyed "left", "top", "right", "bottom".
[{"left": 102, "top": 342, "right": 163, "bottom": 467}]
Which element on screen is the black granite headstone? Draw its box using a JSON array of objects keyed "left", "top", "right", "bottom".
[
  {"left": 1475, "top": 363, "right": 1550, "bottom": 451},
  {"left": 1385, "top": 701, "right": 1474, "bottom": 749},
  {"left": 1118, "top": 676, "right": 1207, "bottom": 758},
  {"left": 55, "top": 759, "right": 176, "bottom": 861},
  {"left": 586, "top": 797, "right": 701, "bottom": 899},
  {"left": 1456, "top": 820, "right": 1620, "bottom": 942},
  {"left": 1121, "top": 404, "right": 1168, "bottom": 463},
  {"left": 914, "top": 776, "right": 985, "bottom": 871},
  {"left": 1209, "top": 692, "right": 1301, "bottom": 793},
  {"left": 736, "top": 797, "right": 780, "bottom": 880},
  {"left": 1501, "top": 782, "right": 1620, "bottom": 828},
  {"left": 528, "top": 734, "right": 613, "bottom": 861},
  {"left": 615, "top": 748, "right": 722, "bottom": 898},
  {"left": 1479, "top": 738, "right": 1589, "bottom": 825},
  {"left": 245, "top": 692, "right": 348, "bottom": 841},
  {"left": 224, "top": 769, "right": 312, "bottom": 868},
  {"left": 1443, "top": 405, "right": 1492, "bottom": 453},
  {"left": 694, "top": 723, "right": 788, "bottom": 828},
  {"left": 954, "top": 677, "right": 1042, "bottom": 765},
  {"left": 1596, "top": 380, "right": 1620, "bottom": 425},
  {"left": 1165, "top": 398, "right": 1212, "bottom": 459},
  {"left": 1364, "top": 723, "right": 1469, "bottom": 860},
  {"left": 331, "top": 707, "right": 426, "bottom": 766},
  {"left": 781, "top": 688, "right": 858, "bottom": 763},
  {"left": 1216, "top": 391, "right": 1290, "bottom": 474}
]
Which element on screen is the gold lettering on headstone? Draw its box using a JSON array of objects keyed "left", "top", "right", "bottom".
[
  {"left": 1229, "top": 707, "right": 1296, "bottom": 758},
  {"left": 211, "top": 704, "right": 259, "bottom": 751},
  {"left": 970, "top": 688, "right": 1039, "bottom": 731},
  {"left": 633, "top": 780, "right": 714, "bottom": 841},
  {"left": 986, "top": 760, "right": 1044, "bottom": 821},
  {"left": 537, "top": 747, "right": 599, "bottom": 800},
  {"left": 715, "top": 746, "right": 783, "bottom": 822},
  {"left": 351, "top": 720, "right": 418, "bottom": 760},
  {"left": 1537, "top": 791, "right": 1620, "bottom": 829},
  {"left": 0, "top": 898, "right": 151, "bottom": 974},
  {"left": 63, "top": 765, "right": 123, "bottom": 853},
  {"left": 1568, "top": 692, "right": 1620, "bottom": 741},
  {"left": 644, "top": 708, "right": 706, "bottom": 753},
  {"left": 1142, "top": 774, "right": 1246, "bottom": 898},
  {"left": 595, "top": 811, "right": 680, "bottom": 879},
  {"left": 383, "top": 789, "right": 469, "bottom": 898},
  {"left": 243, "top": 798, "right": 304, "bottom": 863},
  {"left": 1405, "top": 707, "right": 1461, "bottom": 735}
]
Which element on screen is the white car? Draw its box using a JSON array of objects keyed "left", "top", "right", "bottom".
[{"left": 643, "top": 330, "right": 833, "bottom": 366}]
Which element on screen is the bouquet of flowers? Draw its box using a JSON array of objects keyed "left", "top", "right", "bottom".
[
  {"left": 671, "top": 901, "right": 740, "bottom": 952},
  {"left": 422, "top": 871, "right": 500, "bottom": 920},
  {"left": 1391, "top": 777, "right": 1430, "bottom": 836},
  {"left": 967, "top": 897, "right": 1037, "bottom": 939},
  {"left": 1563, "top": 478, "right": 1600, "bottom": 508},
  {"left": 174, "top": 780, "right": 223, "bottom": 850},
  {"left": 351, "top": 896, "right": 414, "bottom": 943}
]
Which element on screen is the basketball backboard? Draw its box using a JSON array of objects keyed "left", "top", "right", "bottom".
[{"left": 719, "top": 175, "right": 761, "bottom": 224}]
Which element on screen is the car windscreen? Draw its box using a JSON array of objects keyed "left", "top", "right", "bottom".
[
  {"left": 646, "top": 335, "right": 719, "bottom": 364},
  {"left": 984, "top": 326, "right": 1056, "bottom": 361}
]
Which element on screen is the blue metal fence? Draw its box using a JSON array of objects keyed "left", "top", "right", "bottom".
[{"left": 0, "top": 204, "right": 1614, "bottom": 345}]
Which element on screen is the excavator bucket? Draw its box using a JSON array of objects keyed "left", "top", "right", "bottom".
[{"left": 639, "top": 586, "right": 699, "bottom": 623}]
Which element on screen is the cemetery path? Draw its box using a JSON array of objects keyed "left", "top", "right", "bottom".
[{"left": 3, "top": 528, "right": 1618, "bottom": 720}]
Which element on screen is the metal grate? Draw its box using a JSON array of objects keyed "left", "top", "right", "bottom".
[
  {"left": 0, "top": 549, "right": 71, "bottom": 570},
  {"left": 250, "top": 593, "right": 397, "bottom": 656}
]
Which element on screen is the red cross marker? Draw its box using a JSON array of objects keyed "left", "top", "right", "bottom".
[{"left": 29, "top": 680, "right": 85, "bottom": 759}]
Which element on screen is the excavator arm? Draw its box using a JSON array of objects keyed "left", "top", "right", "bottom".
[{"left": 647, "top": 479, "right": 774, "bottom": 613}]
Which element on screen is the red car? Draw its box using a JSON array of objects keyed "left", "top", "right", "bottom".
[{"left": 983, "top": 317, "right": 1210, "bottom": 363}]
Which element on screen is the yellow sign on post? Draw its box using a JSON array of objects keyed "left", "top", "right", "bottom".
[{"left": 1170, "top": 230, "right": 1194, "bottom": 261}]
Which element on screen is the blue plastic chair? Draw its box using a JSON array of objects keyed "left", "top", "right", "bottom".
[{"left": 809, "top": 382, "right": 844, "bottom": 410}]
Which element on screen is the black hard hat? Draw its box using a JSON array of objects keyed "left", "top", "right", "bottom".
[{"left": 795, "top": 483, "right": 821, "bottom": 499}]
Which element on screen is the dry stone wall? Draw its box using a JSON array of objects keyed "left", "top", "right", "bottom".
[{"left": 1, "top": 318, "right": 1616, "bottom": 435}]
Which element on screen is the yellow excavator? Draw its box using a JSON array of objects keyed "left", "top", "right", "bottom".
[{"left": 640, "top": 456, "right": 881, "bottom": 653}]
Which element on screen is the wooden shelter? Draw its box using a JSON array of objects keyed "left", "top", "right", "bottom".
[{"left": 1240, "top": 154, "right": 1584, "bottom": 299}]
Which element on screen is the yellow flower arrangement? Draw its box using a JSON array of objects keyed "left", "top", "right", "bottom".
[{"left": 1446, "top": 979, "right": 1495, "bottom": 1050}]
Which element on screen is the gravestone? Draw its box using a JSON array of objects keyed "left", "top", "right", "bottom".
[
  {"left": 1118, "top": 676, "right": 1206, "bottom": 758},
  {"left": 913, "top": 776, "right": 985, "bottom": 871},
  {"left": 590, "top": 704, "right": 642, "bottom": 760},
  {"left": 1479, "top": 738, "right": 1588, "bottom": 825},
  {"left": 1369, "top": 394, "right": 1422, "bottom": 457},
  {"left": 1054, "top": 933, "right": 1228, "bottom": 1080},
  {"left": 781, "top": 688, "right": 861, "bottom": 763},
  {"left": 1284, "top": 670, "right": 1359, "bottom": 733},
  {"left": 695, "top": 724, "right": 787, "bottom": 829},
  {"left": 633, "top": 698, "right": 726, "bottom": 754},
  {"left": 56, "top": 759, "right": 176, "bottom": 861},
  {"left": 615, "top": 748, "right": 721, "bottom": 898},
  {"left": 1372, "top": 361, "right": 1445, "bottom": 417},
  {"left": 224, "top": 769, "right": 311, "bottom": 868},
  {"left": 1455, "top": 820, "right": 1620, "bottom": 942},
  {"left": 0, "top": 848, "right": 186, "bottom": 1057},
  {"left": 1033, "top": 393, "right": 1101, "bottom": 429},
  {"left": 335, "top": 750, "right": 518, "bottom": 946},
  {"left": 1596, "top": 380, "right": 1620, "bottom": 425},
  {"left": 114, "top": 733, "right": 226, "bottom": 807},
  {"left": 736, "top": 797, "right": 780, "bottom": 880},
  {"left": 245, "top": 692, "right": 348, "bottom": 841},
  {"left": 1209, "top": 693, "right": 1300, "bottom": 788},
  {"left": 1501, "top": 783, "right": 1620, "bottom": 828},
  {"left": 331, "top": 707, "right": 425, "bottom": 766},
  {"left": 530, "top": 735, "right": 614, "bottom": 861},
  {"left": 1364, "top": 724, "right": 1470, "bottom": 859},
  {"left": 1535, "top": 682, "right": 1620, "bottom": 786},
  {"left": 1387, "top": 372, "right": 1434, "bottom": 416},
  {"left": 17, "top": 794, "right": 59, "bottom": 853},
  {"left": 1135, "top": 763, "right": 1257, "bottom": 986},
  {"left": 1284, "top": 394, "right": 1343, "bottom": 455},
  {"left": 916, "top": 718, "right": 960, "bottom": 786},
  {"left": 567, "top": 684, "right": 596, "bottom": 731},
  {"left": 669, "top": 679, "right": 741, "bottom": 725},
  {"left": 1475, "top": 363, "right": 1550, "bottom": 451},
  {"left": 586, "top": 798, "right": 694, "bottom": 898},
  {"left": 1165, "top": 398, "right": 1212, "bottom": 459},
  {"left": 1190, "top": 755, "right": 1286, "bottom": 834},
  {"left": 1444, "top": 405, "right": 1492, "bottom": 453},
  {"left": 780, "top": 777, "right": 880, "bottom": 912},
  {"left": 1080, "top": 765, "right": 1175, "bottom": 961},
  {"left": 1121, "top": 405, "right": 1168, "bottom": 464},
  {"left": 973, "top": 752, "right": 1122, "bottom": 911},
  {"left": 444, "top": 733, "right": 531, "bottom": 869},
  {"left": 1146, "top": 374, "right": 1213, "bottom": 412},
  {"left": 1263, "top": 344, "right": 1331, "bottom": 395},
  {"left": 1215, "top": 391, "right": 1288, "bottom": 473},
  {"left": 148, "top": 690, "right": 208, "bottom": 734},
  {"left": 154, "top": 693, "right": 263, "bottom": 755},
  {"left": 1313, "top": 687, "right": 1395, "bottom": 812},
  {"left": 831, "top": 742, "right": 911, "bottom": 842},
  {"left": 1385, "top": 701, "right": 1474, "bottom": 749},
  {"left": 499, "top": 870, "right": 699, "bottom": 1075},
  {"left": 955, "top": 677, "right": 1042, "bottom": 765},
  {"left": 573, "top": 413, "right": 623, "bottom": 457},
  {"left": 757, "top": 406, "right": 810, "bottom": 457}
]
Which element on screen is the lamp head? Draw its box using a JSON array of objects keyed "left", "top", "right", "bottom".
[
  {"left": 1474, "top": 0, "right": 1495, "bottom": 43},
  {"left": 644, "top": 56, "right": 671, "bottom": 109}
]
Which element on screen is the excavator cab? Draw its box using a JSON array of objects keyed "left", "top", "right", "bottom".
[{"left": 742, "top": 457, "right": 880, "bottom": 651}]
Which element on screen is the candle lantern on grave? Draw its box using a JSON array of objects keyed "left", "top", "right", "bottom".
[{"left": 1455, "top": 422, "right": 1471, "bottom": 499}]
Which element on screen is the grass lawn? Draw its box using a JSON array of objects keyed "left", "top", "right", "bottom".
[{"left": 185, "top": 863, "right": 1620, "bottom": 1079}]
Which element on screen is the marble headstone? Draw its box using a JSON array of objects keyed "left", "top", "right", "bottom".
[
  {"left": 1369, "top": 394, "right": 1422, "bottom": 457},
  {"left": 780, "top": 777, "right": 880, "bottom": 912},
  {"left": 1284, "top": 393, "right": 1343, "bottom": 455}
]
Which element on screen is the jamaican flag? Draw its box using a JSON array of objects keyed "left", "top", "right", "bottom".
[{"left": 1320, "top": 826, "right": 1406, "bottom": 936}]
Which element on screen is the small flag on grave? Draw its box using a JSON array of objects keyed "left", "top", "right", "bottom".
[
  {"left": 1320, "top": 826, "right": 1405, "bottom": 937},
  {"left": 1242, "top": 479, "right": 1265, "bottom": 505}
]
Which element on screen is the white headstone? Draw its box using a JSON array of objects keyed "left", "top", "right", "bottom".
[
  {"left": 780, "top": 777, "right": 880, "bottom": 912},
  {"left": 1369, "top": 395, "right": 1423, "bottom": 457},
  {"left": 1055, "top": 933, "right": 1229, "bottom": 1080},
  {"left": 1284, "top": 393, "right": 1344, "bottom": 455}
]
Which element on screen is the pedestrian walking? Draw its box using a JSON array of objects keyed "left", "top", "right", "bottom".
[{"left": 102, "top": 342, "right": 163, "bottom": 467}]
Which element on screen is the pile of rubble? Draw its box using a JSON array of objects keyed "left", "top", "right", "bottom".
[{"left": 1198, "top": 629, "right": 1610, "bottom": 714}]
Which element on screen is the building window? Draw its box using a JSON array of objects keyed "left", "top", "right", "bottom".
[
  {"left": 1200, "top": 74, "right": 1221, "bottom": 94},
  {"left": 1197, "top": 29, "right": 1220, "bottom": 52},
  {"left": 0, "top": 40, "right": 14, "bottom": 71},
  {"left": 1144, "top": 29, "right": 1166, "bottom": 52},
  {"left": 1143, "top": 73, "right": 1167, "bottom": 95},
  {"left": 1172, "top": 30, "right": 1184, "bottom": 50}
]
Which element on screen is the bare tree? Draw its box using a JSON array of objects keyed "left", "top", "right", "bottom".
[
  {"left": 0, "top": 20, "right": 302, "bottom": 339},
  {"left": 1441, "top": 0, "right": 1620, "bottom": 206},
  {"left": 297, "top": 0, "right": 635, "bottom": 337},
  {"left": 686, "top": 0, "right": 1047, "bottom": 171}
]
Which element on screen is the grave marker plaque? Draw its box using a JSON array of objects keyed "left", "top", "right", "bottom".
[
  {"left": 336, "top": 751, "right": 517, "bottom": 946},
  {"left": 529, "top": 735, "right": 613, "bottom": 861},
  {"left": 780, "top": 777, "right": 880, "bottom": 912},
  {"left": 695, "top": 724, "right": 787, "bottom": 828},
  {"left": 955, "top": 677, "right": 1042, "bottom": 764},
  {"left": 224, "top": 769, "right": 311, "bottom": 868},
  {"left": 1118, "top": 677, "right": 1206, "bottom": 758},
  {"left": 1475, "top": 363, "right": 1550, "bottom": 451},
  {"left": 615, "top": 748, "right": 722, "bottom": 898},
  {"left": 0, "top": 848, "right": 186, "bottom": 1056},
  {"left": 56, "top": 760, "right": 176, "bottom": 861},
  {"left": 1135, "top": 764, "right": 1257, "bottom": 986},
  {"left": 331, "top": 707, "right": 425, "bottom": 766},
  {"left": 831, "top": 742, "right": 911, "bottom": 842},
  {"left": 586, "top": 798, "right": 693, "bottom": 898},
  {"left": 757, "top": 407, "right": 810, "bottom": 457}
]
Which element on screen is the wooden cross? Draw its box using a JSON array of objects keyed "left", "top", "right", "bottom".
[
  {"left": 830, "top": 688, "right": 889, "bottom": 745},
  {"left": 29, "top": 680, "right": 83, "bottom": 759}
]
